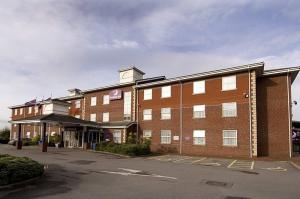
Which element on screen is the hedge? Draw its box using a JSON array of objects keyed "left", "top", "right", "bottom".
[
  {"left": 96, "top": 140, "right": 151, "bottom": 156},
  {"left": 0, "top": 154, "right": 44, "bottom": 186}
]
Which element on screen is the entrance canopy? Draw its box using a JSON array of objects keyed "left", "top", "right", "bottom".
[{"left": 9, "top": 113, "right": 100, "bottom": 128}]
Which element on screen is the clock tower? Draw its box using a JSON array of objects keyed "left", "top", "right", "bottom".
[{"left": 119, "top": 66, "right": 145, "bottom": 83}]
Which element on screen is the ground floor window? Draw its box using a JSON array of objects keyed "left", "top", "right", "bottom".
[
  {"left": 113, "top": 130, "right": 122, "bottom": 144},
  {"left": 193, "top": 130, "right": 205, "bottom": 145},
  {"left": 143, "top": 130, "right": 152, "bottom": 139},
  {"left": 26, "top": 132, "right": 31, "bottom": 138},
  {"left": 223, "top": 130, "right": 237, "bottom": 146},
  {"left": 161, "top": 130, "right": 171, "bottom": 144}
]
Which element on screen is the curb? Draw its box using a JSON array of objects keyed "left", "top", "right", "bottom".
[
  {"left": 0, "top": 176, "right": 42, "bottom": 190},
  {"left": 87, "top": 150, "right": 131, "bottom": 158},
  {"left": 289, "top": 161, "right": 300, "bottom": 171}
]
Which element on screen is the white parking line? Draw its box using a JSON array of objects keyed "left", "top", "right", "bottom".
[
  {"left": 227, "top": 160, "right": 237, "bottom": 168},
  {"left": 191, "top": 157, "right": 207, "bottom": 164},
  {"left": 173, "top": 157, "right": 193, "bottom": 163}
]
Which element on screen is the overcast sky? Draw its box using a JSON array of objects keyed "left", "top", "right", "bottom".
[{"left": 1, "top": 0, "right": 300, "bottom": 128}]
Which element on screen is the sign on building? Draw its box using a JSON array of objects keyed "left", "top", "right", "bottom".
[{"left": 109, "top": 89, "right": 122, "bottom": 100}]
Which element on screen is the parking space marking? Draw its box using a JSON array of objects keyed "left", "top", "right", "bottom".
[
  {"left": 191, "top": 157, "right": 207, "bottom": 164},
  {"left": 227, "top": 160, "right": 237, "bottom": 168},
  {"left": 173, "top": 156, "right": 193, "bottom": 163},
  {"left": 228, "top": 160, "right": 254, "bottom": 170},
  {"left": 261, "top": 167, "right": 287, "bottom": 172}
]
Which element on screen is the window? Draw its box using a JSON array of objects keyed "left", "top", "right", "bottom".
[
  {"left": 143, "top": 130, "right": 152, "bottom": 138},
  {"left": 75, "top": 115, "right": 80, "bottom": 119},
  {"left": 222, "top": 75, "right": 236, "bottom": 91},
  {"left": 14, "top": 109, "right": 18, "bottom": 115},
  {"left": 28, "top": 107, "right": 32, "bottom": 114},
  {"left": 143, "top": 109, "right": 152, "bottom": 120},
  {"left": 222, "top": 102, "right": 237, "bottom": 117},
  {"left": 144, "top": 89, "right": 152, "bottom": 100},
  {"left": 193, "top": 105, "right": 205, "bottom": 118},
  {"left": 103, "top": 112, "right": 109, "bottom": 122},
  {"left": 26, "top": 132, "right": 31, "bottom": 138},
  {"left": 35, "top": 106, "right": 39, "bottom": 114},
  {"left": 20, "top": 108, "right": 23, "bottom": 115},
  {"left": 91, "top": 97, "right": 97, "bottom": 106},
  {"left": 161, "top": 130, "right": 171, "bottom": 144},
  {"left": 103, "top": 95, "right": 110, "bottom": 105},
  {"left": 223, "top": 130, "right": 237, "bottom": 146},
  {"left": 75, "top": 100, "right": 81, "bottom": 108},
  {"left": 161, "top": 108, "right": 171, "bottom": 120},
  {"left": 193, "top": 130, "right": 205, "bottom": 145},
  {"left": 124, "top": 92, "right": 131, "bottom": 119},
  {"left": 90, "top": 113, "right": 96, "bottom": 122},
  {"left": 161, "top": 86, "right": 171, "bottom": 98},
  {"left": 193, "top": 81, "right": 205, "bottom": 94},
  {"left": 113, "top": 130, "right": 122, "bottom": 144}
]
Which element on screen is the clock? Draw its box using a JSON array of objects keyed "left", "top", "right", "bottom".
[{"left": 122, "top": 71, "right": 130, "bottom": 79}]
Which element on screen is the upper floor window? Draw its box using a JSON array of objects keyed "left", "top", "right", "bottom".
[
  {"left": 222, "top": 102, "right": 237, "bottom": 117},
  {"left": 90, "top": 113, "right": 96, "bottom": 122},
  {"left": 193, "top": 105, "right": 205, "bottom": 118},
  {"left": 14, "top": 109, "right": 18, "bottom": 115},
  {"left": 19, "top": 108, "right": 23, "bottom": 115},
  {"left": 143, "top": 109, "right": 152, "bottom": 121},
  {"left": 222, "top": 75, "right": 236, "bottom": 91},
  {"left": 223, "top": 130, "right": 238, "bottom": 146},
  {"left": 193, "top": 130, "right": 206, "bottom": 145},
  {"left": 103, "top": 95, "right": 110, "bottom": 105},
  {"left": 75, "top": 100, "right": 81, "bottom": 108},
  {"left": 35, "top": 106, "right": 39, "bottom": 114},
  {"left": 143, "top": 130, "right": 152, "bottom": 139},
  {"left": 91, "top": 97, "right": 97, "bottom": 106},
  {"left": 193, "top": 81, "right": 205, "bottom": 94},
  {"left": 161, "top": 108, "right": 171, "bottom": 120},
  {"left": 28, "top": 107, "right": 32, "bottom": 114},
  {"left": 144, "top": 89, "right": 152, "bottom": 100},
  {"left": 103, "top": 112, "right": 110, "bottom": 122},
  {"left": 161, "top": 86, "right": 171, "bottom": 98}
]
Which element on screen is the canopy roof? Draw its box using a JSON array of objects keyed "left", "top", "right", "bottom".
[{"left": 9, "top": 113, "right": 100, "bottom": 128}]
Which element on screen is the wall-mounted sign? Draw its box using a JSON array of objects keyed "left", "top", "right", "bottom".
[
  {"left": 109, "top": 89, "right": 122, "bottom": 100},
  {"left": 173, "top": 136, "right": 179, "bottom": 141}
]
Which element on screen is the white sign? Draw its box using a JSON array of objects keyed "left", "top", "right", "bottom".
[{"left": 173, "top": 136, "right": 179, "bottom": 141}]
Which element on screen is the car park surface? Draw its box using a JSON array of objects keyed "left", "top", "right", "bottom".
[{"left": 0, "top": 145, "right": 299, "bottom": 199}]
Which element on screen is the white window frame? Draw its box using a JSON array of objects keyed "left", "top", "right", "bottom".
[
  {"left": 103, "top": 95, "right": 110, "bottom": 105},
  {"left": 91, "top": 97, "right": 97, "bottom": 106},
  {"left": 90, "top": 113, "right": 96, "bottom": 122},
  {"left": 143, "top": 109, "right": 152, "bottom": 121},
  {"left": 193, "top": 105, "right": 205, "bottom": 118},
  {"left": 19, "top": 108, "right": 23, "bottom": 115},
  {"left": 222, "top": 75, "right": 236, "bottom": 91},
  {"left": 103, "top": 112, "right": 110, "bottom": 122},
  {"left": 124, "top": 92, "right": 131, "bottom": 117},
  {"left": 193, "top": 80, "right": 205, "bottom": 94},
  {"left": 26, "top": 132, "right": 31, "bottom": 138},
  {"left": 75, "top": 100, "right": 81, "bottom": 108},
  {"left": 144, "top": 89, "right": 152, "bottom": 100},
  {"left": 223, "top": 130, "right": 238, "bottom": 146},
  {"left": 222, "top": 102, "right": 237, "bottom": 117},
  {"left": 113, "top": 130, "right": 122, "bottom": 144},
  {"left": 161, "top": 86, "right": 171, "bottom": 98},
  {"left": 143, "top": 130, "right": 152, "bottom": 139},
  {"left": 161, "top": 108, "right": 171, "bottom": 120},
  {"left": 161, "top": 130, "right": 171, "bottom": 144},
  {"left": 28, "top": 107, "right": 32, "bottom": 114},
  {"left": 193, "top": 130, "right": 206, "bottom": 145},
  {"left": 14, "top": 109, "right": 18, "bottom": 115}
]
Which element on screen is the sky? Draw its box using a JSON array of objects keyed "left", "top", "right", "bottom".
[{"left": 0, "top": 0, "right": 300, "bottom": 128}]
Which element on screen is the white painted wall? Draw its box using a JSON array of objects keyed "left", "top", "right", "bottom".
[{"left": 42, "top": 103, "right": 69, "bottom": 115}]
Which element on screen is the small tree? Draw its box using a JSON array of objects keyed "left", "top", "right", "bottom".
[{"left": 0, "top": 128, "right": 10, "bottom": 141}]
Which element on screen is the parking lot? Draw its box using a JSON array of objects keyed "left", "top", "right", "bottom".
[
  {"left": 147, "top": 155, "right": 293, "bottom": 172},
  {"left": 0, "top": 145, "right": 300, "bottom": 199}
]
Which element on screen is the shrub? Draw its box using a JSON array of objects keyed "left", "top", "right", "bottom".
[
  {"left": 96, "top": 139, "right": 151, "bottom": 156},
  {"left": 0, "top": 128, "right": 10, "bottom": 144},
  {"left": 0, "top": 154, "right": 44, "bottom": 186},
  {"left": 31, "top": 135, "right": 41, "bottom": 145}
]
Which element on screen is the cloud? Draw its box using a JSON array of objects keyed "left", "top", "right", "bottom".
[{"left": 0, "top": 0, "right": 300, "bottom": 128}]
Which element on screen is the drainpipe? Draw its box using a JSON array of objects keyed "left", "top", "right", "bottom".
[
  {"left": 248, "top": 67, "right": 252, "bottom": 158},
  {"left": 179, "top": 81, "right": 183, "bottom": 155},
  {"left": 287, "top": 70, "right": 292, "bottom": 158},
  {"left": 136, "top": 81, "right": 139, "bottom": 143}
]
